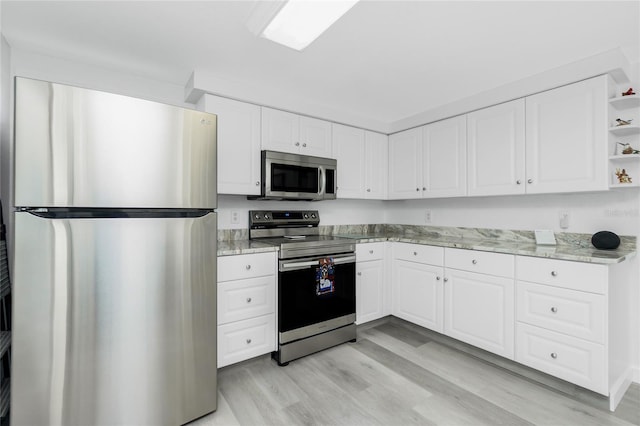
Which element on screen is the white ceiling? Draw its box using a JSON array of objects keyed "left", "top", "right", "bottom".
[{"left": 2, "top": 1, "right": 639, "bottom": 128}]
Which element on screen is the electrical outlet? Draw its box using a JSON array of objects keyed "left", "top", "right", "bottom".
[
  {"left": 559, "top": 211, "right": 570, "bottom": 229},
  {"left": 230, "top": 210, "right": 240, "bottom": 225},
  {"left": 425, "top": 210, "right": 432, "bottom": 224}
]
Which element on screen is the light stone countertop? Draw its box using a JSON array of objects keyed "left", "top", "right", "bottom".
[{"left": 217, "top": 225, "right": 636, "bottom": 264}]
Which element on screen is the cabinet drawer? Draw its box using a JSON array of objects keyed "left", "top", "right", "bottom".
[
  {"left": 393, "top": 242, "right": 443, "bottom": 266},
  {"left": 516, "top": 256, "right": 607, "bottom": 294},
  {"left": 445, "top": 248, "right": 514, "bottom": 278},
  {"left": 356, "top": 242, "right": 385, "bottom": 262},
  {"left": 218, "top": 252, "right": 276, "bottom": 282},
  {"left": 218, "top": 276, "right": 275, "bottom": 325},
  {"left": 218, "top": 314, "right": 276, "bottom": 368},
  {"left": 515, "top": 323, "right": 606, "bottom": 395},
  {"left": 517, "top": 281, "right": 605, "bottom": 344}
]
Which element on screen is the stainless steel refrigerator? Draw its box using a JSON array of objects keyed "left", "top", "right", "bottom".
[{"left": 11, "top": 77, "right": 218, "bottom": 425}]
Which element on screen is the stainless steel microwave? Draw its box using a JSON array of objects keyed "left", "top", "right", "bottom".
[{"left": 256, "top": 150, "right": 337, "bottom": 201}]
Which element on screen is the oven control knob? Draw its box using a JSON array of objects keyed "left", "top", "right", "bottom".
[
  {"left": 304, "top": 213, "right": 309, "bottom": 219},
  {"left": 264, "top": 214, "right": 269, "bottom": 220},
  {"left": 254, "top": 214, "right": 260, "bottom": 220},
  {"left": 311, "top": 213, "right": 316, "bottom": 219}
]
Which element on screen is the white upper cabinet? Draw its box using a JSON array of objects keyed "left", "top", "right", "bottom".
[
  {"left": 333, "top": 124, "right": 388, "bottom": 199},
  {"left": 525, "top": 76, "right": 609, "bottom": 194},
  {"left": 198, "top": 94, "right": 261, "bottom": 195},
  {"left": 261, "top": 107, "right": 332, "bottom": 157},
  {"left": 467, "top": 99, "right": 526, "bottom": 196},
  {"left": 388, "top": 127, "right": 422, "bottom": 199},
  {"left": 389, "top": 116, "right": 466, "bottom": 199},
  {"left": 422, "top": 116, "right": 467, "bottom": 198}
]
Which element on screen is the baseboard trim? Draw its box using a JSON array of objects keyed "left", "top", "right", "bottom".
[
  {"left": 633, "top": 366, "right": 640, "bottom": 383},
  {"left": 609, "top": 367, "right": 634, "bottom": 411}
]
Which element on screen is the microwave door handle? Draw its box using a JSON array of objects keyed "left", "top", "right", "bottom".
[{"left": 319, "top": 167, "right": 326, "bottom": 197}]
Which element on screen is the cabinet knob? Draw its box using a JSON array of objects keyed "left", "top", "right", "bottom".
[
  {"left": 443, "top": 277, "right": 449, "bottom": 282},
  {"left": 246, "top": 338, "right": 252, "bottom": 345},
  {"left": 369, "top": 250, "right": 374, "bottom": 254},
  {"left": 550, "top": 306, "right": 557, "bottom": 313},
  {"left": 367, "top": 188, "right": 371, "bottom": 192},
  {"left": 527, "top": 179, "right": 533, "bottom": 184},
  {"left": 422, "top": 187, "right": 426, "bottom": 191},
  {"left": 472, "top": 259, "right": 477, "bottom": 265},
  {"left": 516, "top": 180, "right": 522, "bottom": 185},
  {"left": 246, "top": 264, "right": 251, "bottom": 270},
  {"left": 416, "top": 188, "right": 420, "bottom": 192},
  {"left": 436, "top": 276, "right": 441, "bottom": 281},
  {"left": 302, "top": 143, "right": 307, "bottom": 147},
  {"left": 246, "top": 297, "right": 252, "bottom": 303},
  {"left": 550, "top": 352, "right": 558, "bottom": 359},
  {"left": 295, "top": 142, "right": 300, "bottom": 147},
  {"left": 256, "top": 181, "right": 260, "bottom": 186},
  {"left": 413, "top": 251, "right": 417, "bottom": 256},
  {"left": 551, "top": 271, "right": 558, "bottom": 277},
  {"left": 357, "top": 272, "right": 362, "bottom": 276}
]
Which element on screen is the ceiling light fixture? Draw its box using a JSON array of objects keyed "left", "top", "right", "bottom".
[{"left": 247, "top": 0, "right": 360, "bottom": 51}]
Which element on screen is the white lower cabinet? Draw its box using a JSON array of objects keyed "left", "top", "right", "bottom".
[
  {"left": 515, "top": 255, "right": 633, "bottom": 409},
  {"left": 356, "top": 243, "right": 386, "bottom": 324},
  {"left": 217, "top": 252, "right": 277, "bottom": 368},
  {"left": 443, "top": 248, "right": 515, "bottom": 359},
  {"left": 392, "top": 243, "right": 444, "bottom": 332}
]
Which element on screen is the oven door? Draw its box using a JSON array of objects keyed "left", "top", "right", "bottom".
[{"left": 278, "top": 253, "right": 356, "bottom": 343}]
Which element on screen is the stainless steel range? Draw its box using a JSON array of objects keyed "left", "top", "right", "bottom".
[{"left": 249, "top": 210, "right": 356, "bottom": 365}]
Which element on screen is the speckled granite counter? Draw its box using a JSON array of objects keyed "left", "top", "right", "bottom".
[{"left": 218, "top": 225, "right": 636, "bottom": 264}]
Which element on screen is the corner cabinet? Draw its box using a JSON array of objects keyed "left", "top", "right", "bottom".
[
  {"left": 197, "top": 94, "right": 262, "bottom": 195},
  {"left": 261, "top": 107, "right": 332, "bottom": 158},
  {"left": 333, "top": 124, "right": 388, "bottom": 199},
  {"left": 525, "top": 75, "right": 609, "bottom": 194},
  {"left": 388, "top": 116, "right": 466, "bottom": 199}
]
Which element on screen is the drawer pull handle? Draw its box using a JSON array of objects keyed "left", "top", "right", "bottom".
[
  {"left": 550, "top": 352, "right": 558, "bottom": 359},
  {"left": 246, "top": 297, "right": 252, "bottom": 303},
  {"left": 246, "top": 264, "right": 251, "bottom": 270},
  {"left": 550, "top": 306, "right": 557, "bottom": 313},
  {"left": 369, "top": 250, "right": 374, "bottom": 254},
  {"left": 246, "top": 338, "right": 252, "bottom": 345},
  {"left": 551, "top": 271, "right": 558, "bottom": 277},
  {"left": 472, "top": 259, "right": 477, "bottom": 265},
  {"left": 357, "top": 272, "right": 362, "bottom": 276}
]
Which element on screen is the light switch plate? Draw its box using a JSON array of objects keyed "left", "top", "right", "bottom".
[{"left": 535, "top": 229, "right": 557, "bottom": 245}]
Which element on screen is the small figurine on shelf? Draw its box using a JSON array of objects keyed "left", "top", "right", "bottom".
[
  {"left": 622, "top": 88, "right": 636, "bottom": 96},
  {"left": 617, "top": 142, "right": 640, "bottom": 154},
  {"left": 616, "top": 118, "right": 633, "bottom": 126},
  {"left": 615, "top": 168, "right": 633, "bottom": 184}
]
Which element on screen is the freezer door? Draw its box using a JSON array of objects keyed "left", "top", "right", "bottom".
[
  {"left": 15, "top": 77, "right": 217, "bottom": 209},
  {"left": 12, "top": 212, "right": 217, "bottom": 426}
]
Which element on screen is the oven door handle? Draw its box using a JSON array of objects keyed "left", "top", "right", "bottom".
[{"left": 280, "top": 255, "right": 356, "bottom": 271}]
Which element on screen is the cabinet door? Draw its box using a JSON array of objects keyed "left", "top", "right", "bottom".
[
  {"left": 356, "top": 260, "right": 385, "bottom": 325},
  {"left": 333, "top": 124, "right": 365, "bottom": 199},
  {"left": 422, "top": 116, "right": 467, "bottom": 198},
  {"left": 525, "top": 76, "right": 608, "bottom": 194},
  {"left": 392, "top": 260, "right": 443, "bottom": 332},
  {"left": 200, "top": 95, "right": 261, "bottom": 195},
  {"left": 467, "top": 100, "right": 526, "bottom": 196},
  {"left": 300, "top": 116, "right": 332, "bottom": 157},
  {"left": 388, "top": 127, "right": 422, "bottom": 199},
  {"left": 444, "top": 269, "right": 514, "bottom": 359},
  {"left": 364, "top": 131, "right": 388, "bottom": 199},
  {"left": 261, "top": 107, "right": 300, "bottom": 154}
]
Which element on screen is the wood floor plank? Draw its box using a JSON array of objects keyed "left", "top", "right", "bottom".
[
  {"left": 372, "top": 320, "right": 433, "bottom": 347},
  {"left": 352, "top": 338, "right": 534, "bottom": 426}
]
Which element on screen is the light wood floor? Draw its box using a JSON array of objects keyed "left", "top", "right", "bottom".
[{"left": 191, "top": 317, "right": 640, "bottom": 426}]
